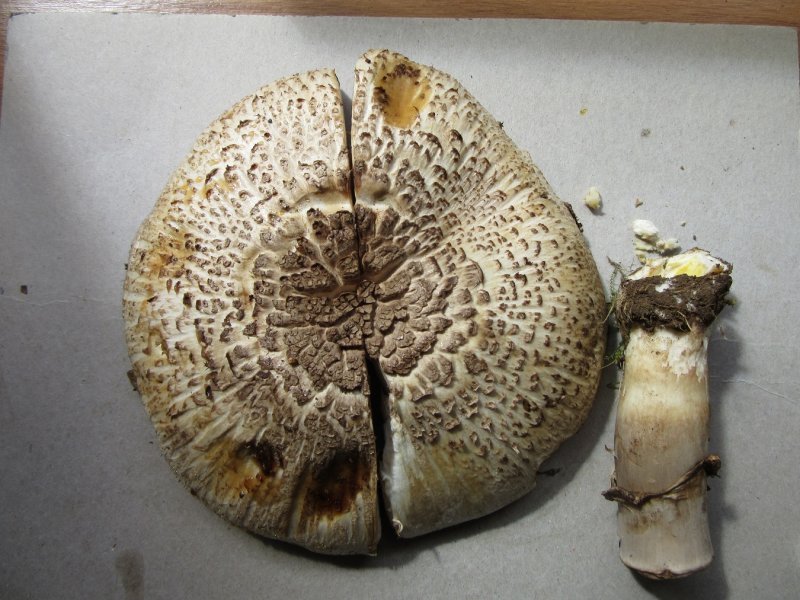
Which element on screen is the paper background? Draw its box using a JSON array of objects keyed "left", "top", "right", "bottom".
[{"left": 1, "top": 13, "right": 798, "bottom": 599}]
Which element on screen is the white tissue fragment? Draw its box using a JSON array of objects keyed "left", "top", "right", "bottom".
[{"left": 583, "top": 187, "right": 602, "bottom": 211}]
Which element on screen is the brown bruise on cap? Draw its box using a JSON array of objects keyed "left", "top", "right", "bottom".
[
  {"left": 352, "top": 50, "right": 606, "bottom": 537},
  {"left": 202, "top": 438, "right": 285, "bottom": 505},
  {"left": 299, "top": 448, "right": 373, "bottom": 520},
  {"left": 124, "top": 51, "right": 606, "bottom": 554}
]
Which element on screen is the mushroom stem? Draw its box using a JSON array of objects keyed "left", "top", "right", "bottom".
[
  {"left": 609, "top": 326, "right": 716, "bottom": 578},
  {"left": 604, "top": 249, "right": 732, "bottom": 579}
]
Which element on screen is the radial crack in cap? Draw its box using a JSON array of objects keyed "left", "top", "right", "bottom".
[{"left": 123, "top": 51, "right": 607, "bottom": 555}]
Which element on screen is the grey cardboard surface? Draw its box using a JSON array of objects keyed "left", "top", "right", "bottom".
[{"left": 0, "top": 13, "right": 798, "bottom": 599}]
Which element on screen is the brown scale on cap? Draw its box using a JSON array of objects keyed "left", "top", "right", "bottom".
[{"left": 124, "top": 51, "right": 606, "bottom": 555}]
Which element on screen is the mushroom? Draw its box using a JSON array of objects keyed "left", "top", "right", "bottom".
[
  {"left": 603, "top": 248, "right": 732, "bottom": 578},
  {"left": 351, "top": 49, "right": 606, "bottom": 537},
  {"left": 124, "top": 69, "right": 379, "bottom": 555},
  {"left": 123, "top": 50, "right": 607, "bottom": 554}
]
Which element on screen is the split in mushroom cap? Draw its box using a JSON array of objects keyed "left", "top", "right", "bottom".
[
  {"left": 123, "top": 51, "right": 607, "bottom": 554},
  {"left": 124, "top": 69, "right": 380, "bottom": 555},
  {"left": 352, "top": 50, "right": 606, "bottom": 536}
]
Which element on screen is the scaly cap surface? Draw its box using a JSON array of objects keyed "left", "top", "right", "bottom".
[
  {"left": 351, "top": 49, "right": 606, "bottom": 537},
  {"left": 123, "top": 69, "right": 380, "bottom": 554}
]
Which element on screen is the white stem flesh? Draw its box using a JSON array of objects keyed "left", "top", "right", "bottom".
[{"left": 614, "top": 325, "right": 713, "bottom": 579}]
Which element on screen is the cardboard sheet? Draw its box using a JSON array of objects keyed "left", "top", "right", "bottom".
[{"left": 1, "top": 13, "right": 798, "bottom": 599}]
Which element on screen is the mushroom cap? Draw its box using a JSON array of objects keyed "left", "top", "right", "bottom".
[
  {"left": 123, "top": 69, "right": 380, "bottom": 555},
  {"left": 351, "top": 50, "right": 606, "bottom": 537},
  {"left": 124, "top": 52, "right": 607, "bottom": 554}
]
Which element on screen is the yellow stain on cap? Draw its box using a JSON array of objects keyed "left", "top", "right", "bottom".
[{"left": 374, "top": 60, "right": 433, "bottom": 129}]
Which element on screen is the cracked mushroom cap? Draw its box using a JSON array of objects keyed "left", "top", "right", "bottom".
[
  {"left": 124, "top": 69, "right": 380, "bottom": 554},
  {"left": 123, "top": 52, "right": 606, "bottom": 555},
  {"left": 351, "top": 50, "right": 606, "bottom": 536}
]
